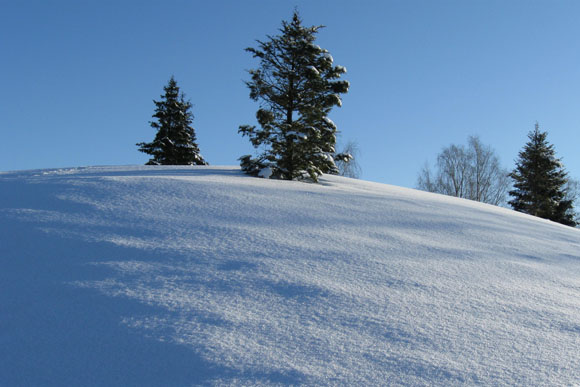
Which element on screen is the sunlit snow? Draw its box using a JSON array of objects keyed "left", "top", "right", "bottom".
[
  {"left": 258, "top": 167, "right": 272, "bottom": 179},
  {"left": 1, "top": 166, "right": 579, "bottom": 386},
  {"left": 322, "top": 116, "right": 336, "bottom": 128},
  {"left": 322, "top": 52, "right": 333, "bottom": 63},
  {"left": 306, "top": 65, "right": 319, "bottom": 75}
]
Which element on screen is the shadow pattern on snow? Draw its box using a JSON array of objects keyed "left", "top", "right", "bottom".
[{"left": 2, "top": 167, "right": 580, "bottom": 386}]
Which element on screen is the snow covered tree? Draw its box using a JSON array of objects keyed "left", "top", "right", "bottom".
[
  {"left": 239, "top": 11, "right": 350, "bottom": 182},
  {"left": 416, "top": 136, "right": 510, "bottom": 206},
  {"left": 509, "top": 123, "right": 576, "bottom": 226},
  {"left": 137, "top": 76, "right": 207, "bottom": 166}
]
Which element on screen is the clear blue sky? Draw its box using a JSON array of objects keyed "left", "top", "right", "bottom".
[{"left": 1, "top": 0, "right": 579, "bottom": 188}]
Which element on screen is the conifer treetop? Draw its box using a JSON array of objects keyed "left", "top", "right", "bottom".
[
  {"left": 239, "top": 11, "right": 350, "bottom": 182},
  {"left": 509, "top": 123, "right": 575, "bottom": 226},
  {"left": 137, "top": 76, "right": 207, "bottom": 166}
]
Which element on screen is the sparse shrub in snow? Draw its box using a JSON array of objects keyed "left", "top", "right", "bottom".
[{"left": 238, "top": 11, "right": 351, "bottom": 182}]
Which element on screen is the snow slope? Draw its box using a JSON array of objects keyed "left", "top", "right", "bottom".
[{"left": 1, "top": 165, "right": 579, "bottom": 386}]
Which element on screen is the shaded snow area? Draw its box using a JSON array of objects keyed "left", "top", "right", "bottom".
[{"left": 1, "top": 166, "right": 580, "bottom": 386}]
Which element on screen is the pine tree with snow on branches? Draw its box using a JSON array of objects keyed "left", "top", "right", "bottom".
[
  {"left": 239, "top": 11, "right": 351, "bottom": 182},
  {"left": 137, "top": 76, "right": 207, "bottom": 166},
  {"left": 509, "top": 123, "right": 575, "bottom": 226}
]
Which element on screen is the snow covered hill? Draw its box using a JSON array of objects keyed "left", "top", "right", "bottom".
[{"left": 1, "top": 165, "right": 579, "bottom": 386}]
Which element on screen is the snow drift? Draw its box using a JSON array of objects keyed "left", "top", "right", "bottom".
[{"left": 1, "top": 166, "right": 579, "bottom": 386}]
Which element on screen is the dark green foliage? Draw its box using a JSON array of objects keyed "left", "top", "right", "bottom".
[
  {"left": 509, "top": 123, "right": 576, "bottom": 226},
  {"left": 239, "top": 11, "right": 350, "bottom": 182},
  {"left": 137, "top": 76, "right": 207, "bottom": 166}
]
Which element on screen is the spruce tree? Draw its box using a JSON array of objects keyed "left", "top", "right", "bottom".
[
  {"left": 239, "top": 11, "right": 350, "bottom": 182},
  {"left": 137, "top": 76, "right": 207, "bottom": 166},
  {"left": 509, "top": 123, "right": 576, "bottom": 226}
]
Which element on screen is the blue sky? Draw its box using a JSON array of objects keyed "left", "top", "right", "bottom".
[{"left": 1, "top": 0, "right": 579, "bottom": 188}]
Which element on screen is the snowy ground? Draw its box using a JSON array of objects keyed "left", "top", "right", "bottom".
[{"left": 1, "top": 165, "right": 579, "bottom": 386}]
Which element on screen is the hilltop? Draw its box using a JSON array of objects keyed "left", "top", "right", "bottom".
[{"left": 1, "top": 166, "right": 579, "bottom": 385}]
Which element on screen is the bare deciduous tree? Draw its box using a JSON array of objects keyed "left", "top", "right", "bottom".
[
  {"left": 417, "top": 136, "right": 510, "bottom": 206},
  {"left": 336, "top": 140, "right": 362, "bottom": 179},
  {"left": 564, "top": 178, "right": 580, "bottom": 226}
]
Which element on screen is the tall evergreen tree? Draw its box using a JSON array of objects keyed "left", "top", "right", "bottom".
[
  {"left": 137, "top": 76, "right": 207, "bottom": 166},
  {"left": 239, "top": 11, "right": 350, "bottom": 182},
  {"left": 509, "top": 123, "right": 575, "bottom": 226}
]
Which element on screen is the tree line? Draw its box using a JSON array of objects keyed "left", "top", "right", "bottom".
[
  {"left": 417, "top": 125, "right": 577, "bottom": 227},
  {"left": 417, "top": 136, "right": 510, "bottom": 207},
  {"left": 137, "top": 11, "right": 356, "bottom": 180},
  {"left": 136, "top": 11, "right": 576, "bottom": 227}
]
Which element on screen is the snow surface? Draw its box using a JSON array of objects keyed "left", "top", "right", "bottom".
[
  {"left": 258, "top": 167, "right": 272, "bottom": 179},
  {"left": 1, "top": 165, "right": 580, "bottom": 386}
]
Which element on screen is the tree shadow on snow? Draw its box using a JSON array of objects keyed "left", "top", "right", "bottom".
[{"left": 0, "top": 176, "right": 270, "bottom": 386}]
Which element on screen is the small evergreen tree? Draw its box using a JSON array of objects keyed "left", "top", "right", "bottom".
[
  {"left": 239, "top": 11, "right": 350, "bottom": 182},
  {"left": 137, "top": 76, "right": 207, "bottom": 166},
  {"left": 509, "top": 123, "right": 575, "bottom": 226}
]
